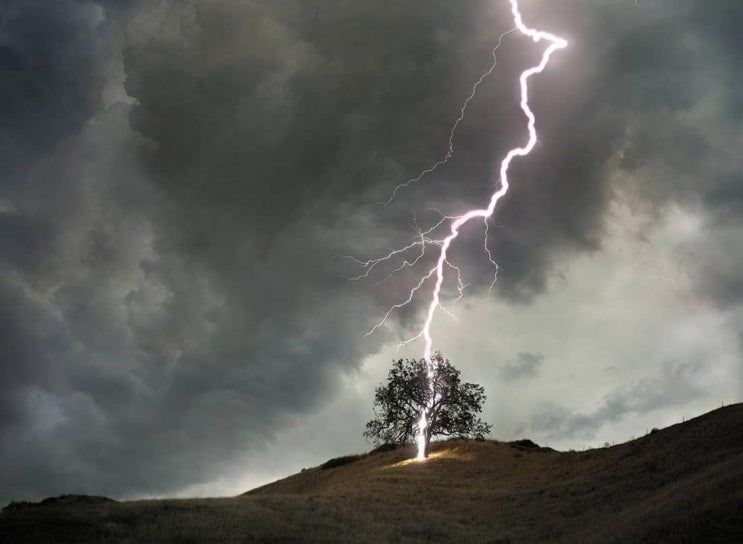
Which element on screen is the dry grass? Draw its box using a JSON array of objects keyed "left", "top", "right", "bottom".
[{"left": 3, "top": 404, "right": 742, "bottom": 543}]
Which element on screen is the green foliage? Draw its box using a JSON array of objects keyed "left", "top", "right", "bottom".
[{"left": 363, "top": 353, "right": 491, "bottom": 456}]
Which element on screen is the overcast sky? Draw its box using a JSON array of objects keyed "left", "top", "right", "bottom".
[{"left": 1, "top": 0, "right": 741, "bottom": 504}]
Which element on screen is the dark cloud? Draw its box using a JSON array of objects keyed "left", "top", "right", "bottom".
[
  {"left": 0, "top": 0, "right": 109, "bottom": 186},
  {"left": 1, "top": 0, "right": 742, "bottom": 505}
]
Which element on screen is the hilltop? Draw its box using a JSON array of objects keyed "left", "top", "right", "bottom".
[{"left": 2, "top": 404, "right": 742, "bottom": 543}]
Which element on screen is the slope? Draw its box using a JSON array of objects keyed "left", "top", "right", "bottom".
[{"left": 2, "top": 404, "right": 742, "bottom": 543}]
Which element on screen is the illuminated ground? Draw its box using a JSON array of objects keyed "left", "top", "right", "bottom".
[{"left": 2, "top": 404, "right": 742, "bottom": 543}]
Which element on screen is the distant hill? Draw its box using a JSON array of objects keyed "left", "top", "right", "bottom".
[{"left": 2, "top": 404, "right": 742, "bottom": 543}]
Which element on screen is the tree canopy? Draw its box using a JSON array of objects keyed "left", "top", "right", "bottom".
[{"left": 364, "top": 353, "right": 491, "bottom": 458}]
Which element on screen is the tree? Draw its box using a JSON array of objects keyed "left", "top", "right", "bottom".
[{"left": 364, "top": 353, "right": 491, "bottom": 458}]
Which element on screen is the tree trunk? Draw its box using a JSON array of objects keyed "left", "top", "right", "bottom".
[{"left": 423, "top": 430, "right": 432, "bottom": 458}]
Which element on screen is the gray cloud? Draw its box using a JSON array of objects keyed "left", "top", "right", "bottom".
[
  {"left": 528, "top": 361, "right": 704, "bottom": 441},
  {"left": 1, "top": 0, "right": 742, "bottom": 505},
  {"left": 0, "top": 0, "right": 109, "bottom": 186},
  {"left": 499, "top": 352, "right": 543, "bottom": 382}
]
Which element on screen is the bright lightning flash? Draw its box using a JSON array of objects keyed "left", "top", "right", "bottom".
[{"left": 350, "top": 0, "right": 567, "bottom": 460}]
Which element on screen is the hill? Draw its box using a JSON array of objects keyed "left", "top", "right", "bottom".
[{"left": 2, "top": 404, "right": 742, "bottom": 543}]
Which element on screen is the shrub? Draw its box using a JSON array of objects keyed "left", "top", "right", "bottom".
[
  {"left": 370, "top": 442, "right": 401, "bottom": 454},
  {"left": 2, "top": 501, "right": 33, "bottom": 512},
  {"left": 511, "top": 439, "right": 540, "bottom": 449},
  {"left": 320, "top": 454, "right": 363, "bottom": 470}
]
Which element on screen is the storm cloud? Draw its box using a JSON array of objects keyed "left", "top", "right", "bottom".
[
  {"left": 1, "top": 0, "right": 741, "bottom": 503},
  {"left": 499, "top": 352, "right": 543, "bottom": 381}
]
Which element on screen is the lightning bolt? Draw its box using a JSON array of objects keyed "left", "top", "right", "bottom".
[
  {"left": 351, "top": 0, "right": 567, "bottom": 460},
  {"left": 419, "top": 1, "right": 567, "bottom": 359},
  {"left": 382, "top": 27, "right": 517, "bottom": 205}
]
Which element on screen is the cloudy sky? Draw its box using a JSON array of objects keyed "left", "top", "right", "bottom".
[{"left": 1, "top": 0, "right": 742, "bottom": 504}]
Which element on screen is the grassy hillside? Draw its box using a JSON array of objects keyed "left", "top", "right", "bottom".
[{"left": 2, "top": 404, "right": 742, "bottom": 543}]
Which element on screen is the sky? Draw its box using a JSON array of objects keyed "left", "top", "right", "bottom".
[{"left": 1, "top": 0, "right": 742, "bottom": 504}]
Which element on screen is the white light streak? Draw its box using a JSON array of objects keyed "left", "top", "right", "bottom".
[{"left": 351, "top": 0, "right": 567, "bottom": 460}]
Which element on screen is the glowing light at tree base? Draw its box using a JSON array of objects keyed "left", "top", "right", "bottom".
[{"left": 416, "top": 412, "right": 428, "bottom": 460}]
